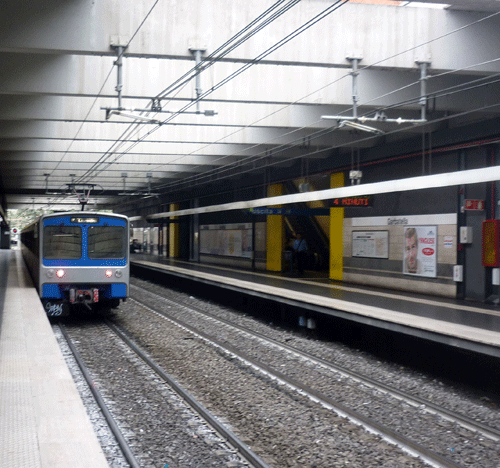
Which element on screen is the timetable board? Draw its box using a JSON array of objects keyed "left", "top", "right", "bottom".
[{"left": 352, "top": 231, "right": 389, "bottom": 259}]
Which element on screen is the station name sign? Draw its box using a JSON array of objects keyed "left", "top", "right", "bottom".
[
  {"left": 249, "top": 207, "right": 330, "bottom": 216},
  {"left": 249, "top": 197, "right": 373, "bottom": 216}
]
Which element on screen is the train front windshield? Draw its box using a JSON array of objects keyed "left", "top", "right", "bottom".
[
  {"left": 88, "top": 226, "right": 126, "bottom": 259},
  {"left": 43, "top": 218, "right": 127, "bottom": 261},
  {"left": 43, "top": 226, "right": 82, "bottom": 259}
]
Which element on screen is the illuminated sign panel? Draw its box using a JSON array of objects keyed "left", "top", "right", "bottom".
[
  {"left": 464, "top": 199, "right": 485, "bottom": 211},
  {"left": 70, "top": 217, "right": 99, "bottom": 224},
  {"left": 331, "top": 196, "right": 373, "bottom": 207}
]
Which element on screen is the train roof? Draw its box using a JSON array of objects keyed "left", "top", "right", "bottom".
[
  {"left": 40, "top": 211, "right": 128, "bottom": 221},
  {"left": 21, "top": 211, "right": 128, "bottom": 232}
]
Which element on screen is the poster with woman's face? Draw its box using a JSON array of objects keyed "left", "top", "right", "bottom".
[{"left": 403, "top": 226, "right": 437, "bottom": 277}]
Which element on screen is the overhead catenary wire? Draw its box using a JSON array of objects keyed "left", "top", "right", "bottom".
[
  {"left": 155, "top": 0, "right": 301, "bottom": 102},
  {"left": 105, "top": 9, "right": 500, "bottom": 194},
  {"left": 76, "top": 0, "right": 351, "bottom": 187},
  {"left": 42, "top": 0, "right": 304, "bottom": 208},
  {"left": 76, "top": 63, "right": 500, "bottom": 201},
  {"left": 146, "top": 65, "right": 500, "bottom": 194},
  {"left": 141, "top": 9, "right": 500, "bottom": 193},
  {"left": 44, "top": 0, "right": 162, "bottom": 207},
  {"left": 147, "top": 100, "right": 500, "bottom": 198},
  {"left": 73, "top": 0, "right": 304, "bottom": 187},
  {"left": 44, "top": 4, "right": 500, "bottom": 208},
  {"left": 81, "top": 62, "right": 500, "bottom": 203},
  {"left": 44, "top": 57, "right": 500, "bottom": 200},
  {"left": 152, "top": 60, "right": 500, "bottom": 193},
  {"left": 49, "top": 64, "right": 500, "bottom": 209}
]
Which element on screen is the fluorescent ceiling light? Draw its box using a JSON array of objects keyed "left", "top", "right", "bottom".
[
  {"left": 110, "top": 110, "right": 161, "bottom": 124},
  {"left": 400, "top": 2, "right": 450, "bottom": 8},
  {"left": 340, "top": 120, "right": 384, "bottom": 135}
]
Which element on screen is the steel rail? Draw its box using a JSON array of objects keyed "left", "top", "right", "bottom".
[
  {"left": 104, "top": 320, "right": 273, "bottom": 468},
  {"left": 58, "top": 324, "right": 141, "bottom": 468},
  {"left": 130, "top": 282, "right": 500, "bottom": 442},
  {"left": 129, "top": 294, "right": 467, "bottom": 468}
]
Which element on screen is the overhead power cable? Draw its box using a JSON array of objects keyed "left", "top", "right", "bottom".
[
  {"left": 151, "top": 100, "right": 500, "bottom": 196},
  {"left": 45, "top": 0, "right": 162, "bottom": 207},
  {"left": 155, "top": 0, "right": 300, "bottom": 101},
  {"left": 94, "top": 66, "right": 500, "bottom": 201},
  {"left": 156, "top": 0, "right": 349, "bottom": 122},
  {"left": 63, "top": 3, "right": 500, "bottom": 206},
  {"left": 75, "top": 0, "right": 303, "bottom": 185},
  {"left": 150, "top": 66, "right": 500, "bottom": 193},
  {"left": 78, "top": 0, "right": 350, "bottom": 185},
  {"left": 144, "top": 9, "right": 500, "bottom": 192}
]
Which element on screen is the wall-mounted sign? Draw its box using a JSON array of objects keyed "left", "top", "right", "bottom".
[
  {"left": 352, "top": 231, "right": 388, "bottom": 259},
  {"left": 331, "top": 195, "right": 373, "bottom": 207},
  {"left": 464, "top": 199, "right": 485, "bottom": 211},
  {"left": 443, "top": 236, "right": 454, "bottom": 248},
  {"left": 249, "top": 207, "right": 330, "bottom": 216},
  {"left": 200, "top": 223, "right": 253, "bottom": 258}
]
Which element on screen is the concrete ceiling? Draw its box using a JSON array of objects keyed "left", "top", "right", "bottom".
[
  {"left": 1, "top": 0, "right": 500, "bottom": 213},
  {"left": 414, "top": 0, "right": 500, "bottom": 11}
]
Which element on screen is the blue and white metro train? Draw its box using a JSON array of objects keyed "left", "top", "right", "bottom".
[{"left": 21, "top": 212, "right": 130, "bottom": 316}]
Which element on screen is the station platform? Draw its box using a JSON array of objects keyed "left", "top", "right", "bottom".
[
  {"left": 131, "top": 254, "right": 500, "bottom": 359},
  {"left": 0, "top": 250, "right": 109, "bottom": 468}
]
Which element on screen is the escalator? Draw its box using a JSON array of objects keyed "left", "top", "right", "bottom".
[{"left": 283, "top": 180, "right": 330, "bottom": 271}]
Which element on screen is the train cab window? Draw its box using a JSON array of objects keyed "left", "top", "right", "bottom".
[
  {"left": 88, "top": 226, "right": 126, "bottom": 259},
  {"left": 43, "top": 226, "right": 82, "bottom": 259}
]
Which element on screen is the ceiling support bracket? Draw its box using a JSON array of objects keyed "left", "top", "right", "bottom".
[
  {"left": 189, "top": 48, "right": 206, "bottom": 114},
  {"left": 111, "top": 44, "right": 127, "bottom": 110},
  {"left": 416, "top": 59, "right": 431, "bottom": 122},
  {"left": 321, "top": 54, "right": 430, "bottom": 132},
  {"left": 346, "top": 54, "right": 363, "bottom": 120}
]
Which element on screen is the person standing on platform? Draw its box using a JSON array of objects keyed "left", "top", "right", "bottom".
[
  {"left": 285, "top": 235, "right": 296, "bottom": 274},
  {"left": 293, "top": 233, "right": 308, "bottom": 274}
]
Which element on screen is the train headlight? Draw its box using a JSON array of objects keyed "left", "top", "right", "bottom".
[
  {"left": 105, "top": 270, "right": 113, "bottom": 278},
  {"left": 115, "top": 270, "right": 123, "bottom": 278},
  {"left": 56, "top": 269, "right": 65, "bottom": 279},
  {"left": 47, "top": 269, "right": 55, "bottom": 278}
]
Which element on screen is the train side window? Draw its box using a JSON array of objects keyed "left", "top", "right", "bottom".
[
  {"left": 88, "top": 226, "right": 126, "bottom": 259},
  {"left": 43, "top": 226, "right": 82, "bottom": 259}
]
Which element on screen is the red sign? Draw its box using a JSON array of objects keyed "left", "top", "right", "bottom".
[
  {"left": 464, "top": 199, "right": 485, "bottom": 211},
  {"left": 482, "top": 220, "right": 500, "bottom": 267},
  {"left": 332, "top": 196, "right": 373, "bottom": 207}
]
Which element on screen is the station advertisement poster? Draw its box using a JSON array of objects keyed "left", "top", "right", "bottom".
[
  {"left": 403, "top": 226, "right": 437, "bottom": 277},
  {"left": 200, "top": 224, "right": 253, "bottom": 258}
]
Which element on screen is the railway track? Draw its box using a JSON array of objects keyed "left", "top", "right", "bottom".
[
  {"left": 128, "top": 283, "right": 500, "bottom": 443},
  {"left": 53, "top": 276, "right": 500, "bottom": 467},
  {"left": 117, "top": 278, "right": 500, "bottom": 468},
  {"left": 57, "top": 320, "right": 271, "bottom": 468},
  {"left": 58, "top": 323, "right": 141, "bottom": 468}
]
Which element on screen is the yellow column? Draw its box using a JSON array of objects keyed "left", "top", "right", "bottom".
[
  {"left": 330, "top": 173, "right": 344, "bottom": 281},
  {"left": 169, "top": 203, "right": 180, "bottom": 258},
  {"left": 266, "top": 183, "right": 285, "bottom": 271}
]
